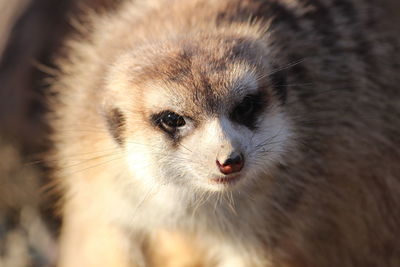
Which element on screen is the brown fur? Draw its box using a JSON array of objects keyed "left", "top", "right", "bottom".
[{"left": 48, "top": 0, "right": 400, "bottom": 266}]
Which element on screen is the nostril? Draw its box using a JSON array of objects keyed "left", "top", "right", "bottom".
[
  {"left": 224, "top": 154, "right": 243, "bottom": 166},
  {"left": 216, "top": 153, "right": 244, "bottom": 175}
]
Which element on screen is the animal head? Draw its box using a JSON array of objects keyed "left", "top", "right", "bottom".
[{"left": 102, "top": 35, "right": 296, "bottom": 194}]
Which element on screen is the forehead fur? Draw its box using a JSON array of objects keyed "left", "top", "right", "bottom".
[{"left": 126, "top": 36, "right": 268, "bottom": 117}]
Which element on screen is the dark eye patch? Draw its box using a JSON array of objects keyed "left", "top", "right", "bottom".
[
  {"left": 230, "top": 92, "right": 267, "bottom": 129},
  {"left": 151, "top": 111, "right": 186, "bottom": 139}
]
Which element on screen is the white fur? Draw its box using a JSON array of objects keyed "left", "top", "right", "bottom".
[{"left": 115, "top": 100, "right": 294, "bottom": 266}]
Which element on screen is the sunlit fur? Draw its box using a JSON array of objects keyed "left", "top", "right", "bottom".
[{"left": 48, "top": 0, "right": 400, "bottom": 266}]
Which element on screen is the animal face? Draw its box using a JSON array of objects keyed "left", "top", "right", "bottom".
[{"left": 103, "top": 36, "right": 295, "bottom": 193}]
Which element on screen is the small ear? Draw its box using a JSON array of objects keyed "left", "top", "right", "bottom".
[{"left": 104, "top": 107, "right": 126, "bottom": 146}]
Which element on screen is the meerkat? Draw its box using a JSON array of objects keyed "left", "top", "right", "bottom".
[{"left": 48, "top": 0, "right": 400, "bottom": 266}]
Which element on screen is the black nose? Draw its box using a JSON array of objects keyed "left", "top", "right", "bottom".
[{"left": 216, "top": 153, "right": 244, "bottom": 175}]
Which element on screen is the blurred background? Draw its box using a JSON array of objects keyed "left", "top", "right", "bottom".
[
  {"left": 0, "top": 0, "right": 399, "bottom": 266},
  {"left": 0, "top": 1, "right": 121, "bottom": 266}
]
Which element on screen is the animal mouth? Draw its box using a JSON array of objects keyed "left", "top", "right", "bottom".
[{"left": 209, "top": 175, "right": 241, "bottom": 185}]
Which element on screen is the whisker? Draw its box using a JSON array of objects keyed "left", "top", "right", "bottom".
[
  {"left": 254, "top": 58, "right": 308, "bottom": 82},
  {"left": 65, "top": 155, "right": 125, "bottom": 175}
]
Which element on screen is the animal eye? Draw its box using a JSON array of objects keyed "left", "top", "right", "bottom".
[
  {"left": 231, "top": 94, "right": 265, "bottom": 129},
  {"left": 234, "top": 97, "right": 254, "bottom": 117},
  {"left": 161, "top": 112, "right": 186, "bottom": 128},
  {"left": 153, "top": 111, "right": 186, "bottom": 135}
]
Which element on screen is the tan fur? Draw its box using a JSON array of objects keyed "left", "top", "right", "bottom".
[
  {"left": 48, "top": 0, "right": 400, "bottom": 266},
  {"left": 145, "top": 230, "right": 206, "bottom": 267}
]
